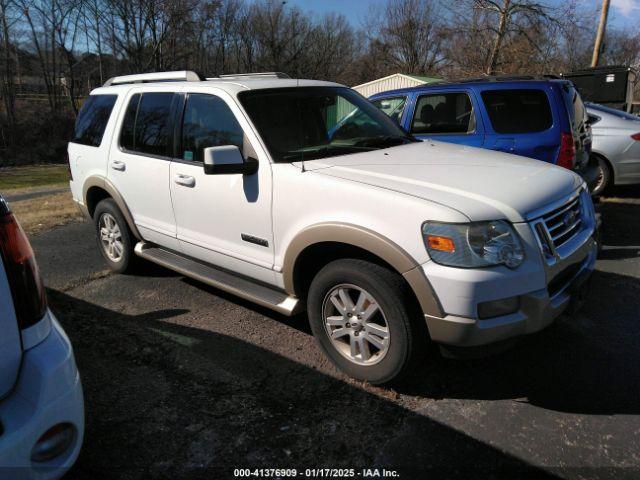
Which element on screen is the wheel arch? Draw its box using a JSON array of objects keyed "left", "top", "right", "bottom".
[
  {"left": 282, "top": 223, "right": 444, "bottom": 318},
  {"left": 591, "top": 150, "right": 616, "bottom": 183},
  {"left": 82, "top": 175, "right": 142, "bottom": 240}
]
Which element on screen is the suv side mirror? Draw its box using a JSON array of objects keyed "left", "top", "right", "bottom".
[{"left": 203, "top": 145, "right": 259, "bottom": 175}]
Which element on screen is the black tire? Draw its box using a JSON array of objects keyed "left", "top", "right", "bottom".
[
  {"left": 307, "top": 259, "right": 427, "bottom": 385},
  {"left": 93, "top": 198, "right": 137, "bottom": 274},
  {"left": 592, "top": 156, "right": 612, "bottom": 196}
]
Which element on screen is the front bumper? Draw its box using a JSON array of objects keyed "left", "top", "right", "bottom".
[
  {"left": 0, "top": 313, "right": 84, "bottom": 480},
  {"left": 423, "top": 234, "right": 597, "bottom": 347}
]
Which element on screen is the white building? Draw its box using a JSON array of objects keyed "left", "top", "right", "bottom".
[{"left": 352, "top": 73, "right": 441, "bottom": 98}]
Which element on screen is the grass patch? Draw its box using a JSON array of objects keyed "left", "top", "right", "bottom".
[
  {"left": 11, "top": 191, "right": 83, "bottom": 236},
  {"left": 0, "top": 164, "right": 68, "bottom": 191}
]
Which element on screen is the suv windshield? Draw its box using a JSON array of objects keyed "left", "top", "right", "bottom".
[{"left": 239, "top": 87, "right": 415, "bottom": 162}]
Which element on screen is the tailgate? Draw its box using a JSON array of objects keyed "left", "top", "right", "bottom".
[{"left": 0, "top": 256, "right": 22, "bottom": 399}]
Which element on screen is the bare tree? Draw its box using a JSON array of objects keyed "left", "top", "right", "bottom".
[
  {"left": 472, "top": 0, "right": 556, "bottom": 74},
  {"left": 602, "top": 28, "right": 640, "bottom": 67},
  {"left": 0, "top": 0, "right": 17, "bottom": 137},
  {"left": 365, "top": 0, "right": 445, "bottom": 75}
]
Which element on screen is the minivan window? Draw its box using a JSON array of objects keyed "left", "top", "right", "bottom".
[
  {"left": 481, "top": 89, "right": 552, "bottom": 134},
  {"left": 371, "top": 96, "right": 407, "bottom": 123},
  {"left": 571, "top": 88, "right": 586, "bottom": 128},
  {"left": 411, "top": 93, "right": 475, "bottom": 134},
  {"left": 72, "top": 94, "right": 117, "bottom": 147},
  {"left": 239, "top": 87, "right": 413, "bottom": 163},
  {"left": 181, "top": 94, "right": 244, "bottom": 162},
  {"left": 120, "top": 92, "right": 175, "bottom": 157}
]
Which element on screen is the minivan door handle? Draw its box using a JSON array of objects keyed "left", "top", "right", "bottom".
[
  {"left": 493, "top": 138, "right": 516, "bottom": 153},
  {"left": 174, "top": 174, "right": 196, "bottom": 188},
  {"left": 111, "top": 160, "right": 126, "bottom": 171}
]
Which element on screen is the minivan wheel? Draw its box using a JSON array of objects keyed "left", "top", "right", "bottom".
[
  {"left": 592, "top": 156, "right": 611, "bottom": 196},
  {"left": 93, "top": 198, "right": 136, "bottom": 273},
  {"left": 307, "top": 259, "right": 426, "bottom": 385}
]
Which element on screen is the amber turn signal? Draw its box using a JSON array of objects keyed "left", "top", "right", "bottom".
[{"left": 426, "top": 235, "right": 456, "bottom": 253}]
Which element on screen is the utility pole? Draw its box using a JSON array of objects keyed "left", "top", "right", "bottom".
[{"left": 591, "top": 0, "right": 611, "bottom": 67}]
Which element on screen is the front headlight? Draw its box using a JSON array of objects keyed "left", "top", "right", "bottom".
[{"left": 422, "top": 220, "right": 524, "bottom": 269}]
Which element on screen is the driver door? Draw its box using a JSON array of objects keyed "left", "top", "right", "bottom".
[
  {"left": 409, "top": 90, "right": 485, "bottom": 148},
  {"left": 169, "top": 89, "right": 275, "bottom": 283}
]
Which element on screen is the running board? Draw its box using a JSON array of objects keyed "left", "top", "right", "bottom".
[{"left": 134, "top": 242, "right": 302, "bottom": 316}]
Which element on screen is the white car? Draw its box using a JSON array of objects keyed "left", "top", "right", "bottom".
[
  {"left": 68, "top": 71, "right": 598, "bottom": 385},
  {"left": 0, "top": 196, "right": 84, "bottom": 479},
  {"left": 587, "top": 102, "right": 640, "bottom": 195}
]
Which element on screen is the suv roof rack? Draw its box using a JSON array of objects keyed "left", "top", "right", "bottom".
[
  {"left": 103, "top": 70, "right": 204, "bottom": 87},
  {"left": 206, "top": 72, "right": 291, "bottom": 81},
  {"left": 451, "top": 74, "right": 562, "bottom": 84}
]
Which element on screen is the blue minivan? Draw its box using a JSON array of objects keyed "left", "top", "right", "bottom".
[{"left": 369, "top": 77, "right": 597, "bottom": 186}]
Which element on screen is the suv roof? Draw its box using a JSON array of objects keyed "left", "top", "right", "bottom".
[
  {"left": 92, "top": 70, "right": 343, "bottom": 96},
  {"left": 370, "top": 75, "right": 573, "bottom": 96}
]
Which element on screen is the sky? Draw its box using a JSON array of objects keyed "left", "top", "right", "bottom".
[{"left": 284, "top": 0, "right": 639, "bottom": 30}]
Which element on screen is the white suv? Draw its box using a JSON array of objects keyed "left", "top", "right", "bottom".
[
  {"left": 68, "top": 71, "right": 597, "bottom": 384},
  {"left": 0, "top": 195, "right": 84, "bottom": 478}
]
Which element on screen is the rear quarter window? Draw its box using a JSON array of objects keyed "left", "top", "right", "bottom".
[
  {"left": 564, "top": 86, "right": 586, "bottom": 128},
  {"left": 481, "top": 89, "right": 552, "bottom": 134},
  {"left": 72, "top": 94, "right": 118, "bottom": 147}
]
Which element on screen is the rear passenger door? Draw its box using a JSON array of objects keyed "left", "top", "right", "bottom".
[
  {"left": 108, "top": 89, "right": 180, "bottom": 250},
  {"left": 479, "top": 87, "right": 558, "bottom": 162},
  {"left": 409, "top": 90, "right": 484, "bottom": 147},
  {"left": 169, "top": 90, "right": 275, "bottom": 284}
]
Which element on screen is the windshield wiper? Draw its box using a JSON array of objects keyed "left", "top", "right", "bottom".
[{"left": 280, "top": 144, "right": 361, "bottom": 162}]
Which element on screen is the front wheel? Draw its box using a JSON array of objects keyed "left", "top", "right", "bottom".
[{"left": 307, "top": 259, "right": 426, "bottom": 385}]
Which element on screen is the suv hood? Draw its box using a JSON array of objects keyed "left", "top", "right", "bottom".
[{"left": 305, "top": 141, "right": 582, "bottom": 222}]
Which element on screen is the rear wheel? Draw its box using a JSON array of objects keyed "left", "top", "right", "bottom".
[
  {"left": 307, "top": 259, "right": 426, "bottom": 385},
  {"left": 94, "top": 198, "right": 136, "bottom": 273},
  {"left": 592, "top": 156, "right": 612, "bottom": 196}
]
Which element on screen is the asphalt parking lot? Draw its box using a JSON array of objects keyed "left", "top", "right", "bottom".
[{"left": 30, "top": 188, "right": 640, "bottom": 480}]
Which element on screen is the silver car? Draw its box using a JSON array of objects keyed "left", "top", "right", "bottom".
[
  {"left": 0, "top": 194, "right": 84, "bottom": 479},
  {"left": 587, "top": 103, "right": 640, "bottom": 195}
]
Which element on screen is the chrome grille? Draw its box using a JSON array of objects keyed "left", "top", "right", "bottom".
[{"left": 540, "top": 194, "right": 583, "bottom": 250}]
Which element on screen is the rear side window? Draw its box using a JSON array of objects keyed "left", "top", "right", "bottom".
[
  {"left": 120, "top": 94, "right": 140, "bottom": 151},
  {"left": 120, "top": 92, "right": 175, "bottom": 157},
  {"left": 411, "top": 93, "right": 475, "bottom": 134},
  {"left": 481, "top": 89, "right": 552, "bottom": 134},
  {"left": 371, "top": 96, "right": 407, "bottom": 123},
  {"left": 181, "top": 94, "right": 244, "bottom": 162},
  {"left": 570, "top": 88, "right": 586, "bottom": 128},
  {"left": 72, "top": 94, "right": 117, "bottom": 147}
]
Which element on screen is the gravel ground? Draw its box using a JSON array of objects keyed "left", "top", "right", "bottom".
[{"left": 28, "top": 187, "right": 640, "bottom": 480}]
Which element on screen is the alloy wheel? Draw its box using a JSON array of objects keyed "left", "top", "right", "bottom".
[
  {"left": 322, "top": 284, "right": 390, "bottom": 366},
  {"left": 99, "top": 213, "right": 124, "bottom": 262}
]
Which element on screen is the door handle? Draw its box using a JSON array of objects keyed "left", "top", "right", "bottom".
[
  {"left": 493, "top": 138, "right": 516, "bottom": 153},
  {"left": 174, "top": 174, "right": 196, "bottom": 188},
  {"left": 111, "top": 161, "right": 126, "bottom": 171}
]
